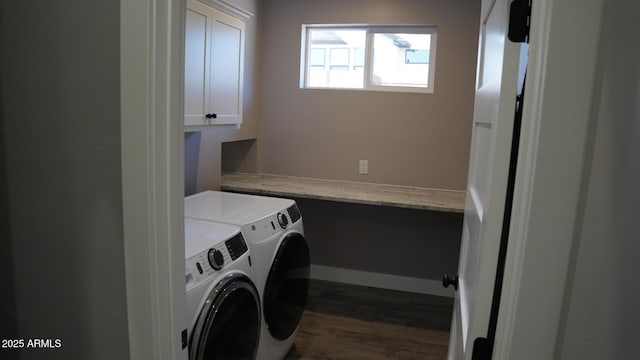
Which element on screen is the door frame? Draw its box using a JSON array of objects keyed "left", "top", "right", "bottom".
[
  {"left": 493, "top": 0, "right": 605, "bottom": 358},
  {"left": 119, "top": 0, "right": 606, "bottom": 358},
  {"left": 121, "top": 0, "right": 187, "bottom": 358}
]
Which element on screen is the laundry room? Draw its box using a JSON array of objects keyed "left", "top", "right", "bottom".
[
  {"left": 7, "top": 0, "right": 640, "bottom": 359},
  {"left": 184, "top": 0, "right": 480, "bottom": 358}
]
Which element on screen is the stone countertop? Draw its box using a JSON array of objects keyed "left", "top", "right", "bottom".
[{"left": 220, "top": 173, "right": 466, "bottom": 213}]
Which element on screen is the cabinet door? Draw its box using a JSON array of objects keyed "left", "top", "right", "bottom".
[
  {"left": 184, "top": 0, "right": 244, "bottom": 127},
  {"left": 184, "top": 0, "right": 211, "bottom": 126},
  {"left": 209, "top": 9, "right": 244, "bottom": 125}
]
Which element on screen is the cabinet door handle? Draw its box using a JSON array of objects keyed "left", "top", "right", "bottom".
[{"left": 205, "top": 113, "right": 217, "bottom": 119}]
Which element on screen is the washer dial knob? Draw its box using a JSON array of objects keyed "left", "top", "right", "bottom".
[
  {"left": 277, "top": 212, "right": 289, "bottom": 229},
  {"left": 208, "top": 249, "right": 224, "bottom": 270}
]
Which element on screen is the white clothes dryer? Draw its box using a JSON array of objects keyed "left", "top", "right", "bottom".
[
  {"left": 185, "top": 191, "right": 310, "bottom": 360},
  {"left": 185, "top": 218, "right": 261, "bottom": 360}
]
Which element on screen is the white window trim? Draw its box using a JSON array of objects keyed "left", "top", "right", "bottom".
[{"left": 300, "top": 24, "right": 438, "bottom": 93}]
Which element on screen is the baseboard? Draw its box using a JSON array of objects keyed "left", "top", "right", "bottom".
[{"left": 310, "top": 265, "right": 455, "bottom": 298}]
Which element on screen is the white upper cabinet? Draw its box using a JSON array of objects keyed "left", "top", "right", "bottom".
[{"left": 185, "top": 0, "right": 245, "bottom": 126}]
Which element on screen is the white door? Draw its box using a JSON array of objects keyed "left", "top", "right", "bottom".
[{"left": 448, "top": 0, "right": 523, "bottom": 358}]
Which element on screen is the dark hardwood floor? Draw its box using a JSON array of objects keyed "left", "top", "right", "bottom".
[{"left": 285, "top": 280, "right": 453, "bottom": 360}]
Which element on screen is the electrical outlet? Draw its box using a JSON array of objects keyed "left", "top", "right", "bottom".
[{"left": 359, "top": 160, "right": 368, "bottom": 175}]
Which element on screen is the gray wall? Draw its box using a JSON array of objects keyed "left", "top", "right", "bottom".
[
  {"left": 557, "top": 0, "right": 640, "bottom": 357},
  {"left": 0, "top": 52, "right": 18, "bottom": 359},
  {"left": 222, "top": 138, "right": 258, "bottom": 174},
  {"left": 259, "top": 0, "right": 480, "bottom": 190},
  {"left": 1, "top": 1, "right": 130, "bottom": 359},
  {"left": 188, "top": 0, "right": 262, "bottom": 192},
  {"left": 298, "top": 198, "right": 462, "bottom": 280},
  {"left": 185, "top": 132, "right": 202, "bottom": 195}
]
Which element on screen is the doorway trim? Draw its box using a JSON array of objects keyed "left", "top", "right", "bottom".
[
  {"left": 493, "top": 0, "right": 605, "bottom": 358},
  {"left": 121, "top": 0, "right": 187, "bottom": 358}
]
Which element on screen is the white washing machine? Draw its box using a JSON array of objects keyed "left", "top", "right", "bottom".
[
  {"left": 185, "top": 191, "right": 310, "bottom": 360},
  {"left": 185, "top": 218, "right": 261, "bottom": 360}
]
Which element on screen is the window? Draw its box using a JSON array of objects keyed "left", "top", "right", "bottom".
[
  {"left": 301, "top": 25, "right": 438, "bottom": 93},
  {"left": 309, "top": 48, "right": 326, "bottom": 67}
]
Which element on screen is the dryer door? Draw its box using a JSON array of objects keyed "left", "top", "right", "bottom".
[
  {"left": 190, "top": 273, "right": 261, "bottom": 360},
  {"left": 263, "top": 232, "right": 310, "bottom": 340}
]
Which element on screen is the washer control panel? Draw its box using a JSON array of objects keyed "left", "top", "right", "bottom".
[
  {"left": 208, "top": 249, "right": 224, "bottom": 270},
  {"left": 225, "top": 232, "right": 249, "bottom": 260},
  {"left": 185, "top": 231, "right": 251, "bottom": 292}
]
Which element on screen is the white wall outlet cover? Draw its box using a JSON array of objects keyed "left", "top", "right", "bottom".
[{"left": 359, "top": 160, "right": 368, "bottom": 174}]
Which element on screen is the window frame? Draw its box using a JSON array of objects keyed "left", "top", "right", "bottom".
[{"left": 300, "top": 24, "right": 438, "bottom": 93}]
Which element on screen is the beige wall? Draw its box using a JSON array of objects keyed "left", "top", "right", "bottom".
[
  {"left": 259, "top": 0, "right": 480, "bottom": 190},
  {"left": 190, "top": 0, "right": 262, "bottom": 192}
]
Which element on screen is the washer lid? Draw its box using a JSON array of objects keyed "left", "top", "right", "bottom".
[
  {"left": 185, "top": 190, "right": 294, "bottom": 225},
  {"left": 184, "top": 218, "right": 241, "bottom": 259}
]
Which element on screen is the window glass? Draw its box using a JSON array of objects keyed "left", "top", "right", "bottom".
[
  {"left": 307, "top": 29, "right": 366, "bottom": 88},
  {"left": 371, "top": 33, "right": 431, "bottom": 88},
  {"left": 354, "top": 48, "right": 365, "bottom": 68},
  {"left": 329, "top": 48, "right": 350, "bottom": 69},
  {"left": 309, "top": 48, "right": 325, "bottom": 67},
  {"left": 406, "top": 49, "right": 430, "bottom": 64},
  {"left": 302, "top": 25, "right": 437, "bottom": 93}
]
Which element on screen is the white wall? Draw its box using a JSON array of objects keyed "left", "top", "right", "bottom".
[
  {"left": 557, "top": 0, "right": 640, "bottom": 357},
  {"left": 1, "top": 1, "right": 130, "bottom": 359}
]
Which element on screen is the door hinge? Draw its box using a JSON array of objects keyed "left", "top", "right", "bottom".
[
  {"left": 508, "top": 0, "right": 531, "bottom": 43},
  {"left": 471, "top": 337, "right": 493, "bottom": 360},
  {"left": 181, "top": 328, "right": 188, "bottom": 349}
]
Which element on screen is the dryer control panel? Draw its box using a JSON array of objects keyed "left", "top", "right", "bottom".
[
  {"left": 245, "top": 203, "right": 302, "bottom": 246},
  {"left": 287, "top": 204, "right": 302, "bottom": 224},
  {"left": 277, "top": 212, "right": 289, "bottom": 229},
  {"left": 248, "top": 213, "right": 286, "bottom": 245}
]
